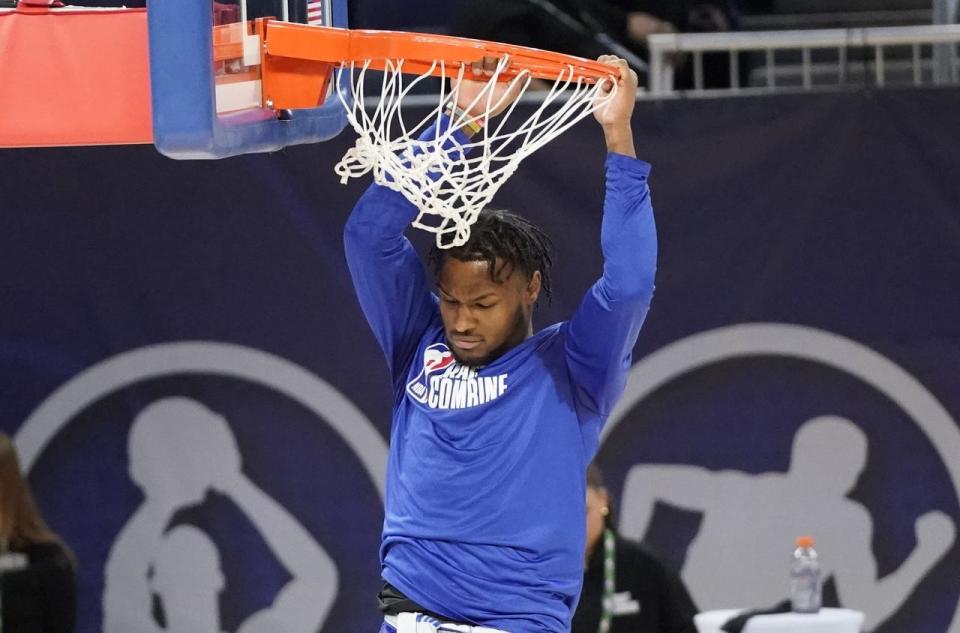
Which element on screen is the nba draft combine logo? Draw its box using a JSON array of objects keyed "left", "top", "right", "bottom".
[
  {"left": 599, "top": 324, "right": 960, "bottom": 633},
  {"left": 14, "top": 342, "right": 388, "bottom": 633},
  {"left": 406, "top": 343, "right": 509, "bottom": 410}
]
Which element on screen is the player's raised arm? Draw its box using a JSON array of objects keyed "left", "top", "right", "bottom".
[
  {"left": 593, "top": 57, "right": 639, "bottom": 158},
  {"left": 565, "top": 56, "right": 657, "bottom": 419},
  {"left": 344, "top": 182, "right": 436, "bottom": 380}
]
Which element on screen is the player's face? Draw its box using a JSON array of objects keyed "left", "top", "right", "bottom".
[{"left": 437, "top": 257, "right": 541, "bottom": 367}]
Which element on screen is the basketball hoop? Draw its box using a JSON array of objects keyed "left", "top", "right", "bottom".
[{"left": 258, "top": 25, "right": 621, "bottom": 248}]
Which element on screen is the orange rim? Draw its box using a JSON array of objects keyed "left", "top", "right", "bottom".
[{"left": 261, "top": 22, "right": 620, "bottom": 83}]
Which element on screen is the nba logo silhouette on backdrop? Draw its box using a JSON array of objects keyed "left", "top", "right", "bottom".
[
  {"left": 16, "top": 342, "right": 388, "bottom": 633},
  {"left": 600, "top": 324, "right": 960, "bottom": 633}
]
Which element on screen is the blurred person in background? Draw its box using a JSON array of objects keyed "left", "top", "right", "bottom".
[
  {"left": 573, "top": 463, "right": 697, "bottom": 633},
  {"left": 0, "top": 432, "right": 76, "bottom": 633}
]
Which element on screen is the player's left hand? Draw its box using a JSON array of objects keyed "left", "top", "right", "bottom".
[
  {"left": 453, "top": 56, "right": 525, "bottom": 118},
  {"left": 592, "top": 56, "right": 638, "bottom": 128}
]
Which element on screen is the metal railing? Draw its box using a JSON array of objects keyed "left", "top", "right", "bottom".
[
  {"left": 740, "top": 9, "right": 933, "bottom": 30},
  {"left": 647, "top": 24, "right": 960, "bottom": 96}
]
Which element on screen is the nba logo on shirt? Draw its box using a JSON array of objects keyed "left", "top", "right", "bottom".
[
  {"left": 406, "top": 343, "right": 509, "bottom": 409},
  {"left": 407, "top": 343, "right": 457, "bottom": 403}
]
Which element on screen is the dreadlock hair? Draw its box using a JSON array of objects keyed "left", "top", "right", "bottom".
[{"left": 429, "top": 209, "right": 554, "bottom": 303}]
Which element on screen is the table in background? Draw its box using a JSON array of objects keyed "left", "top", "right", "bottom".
[{"left": 695, "top": 608, "right": 864, "bottom": 633}]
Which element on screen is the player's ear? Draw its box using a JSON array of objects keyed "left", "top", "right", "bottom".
[{"left": 527, "top": 270, "right": 542, "bottom": 304}]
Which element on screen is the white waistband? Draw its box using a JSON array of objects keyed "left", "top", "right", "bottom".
[{"left": 385, "top": 612, "right": 509, "bottom": 633}]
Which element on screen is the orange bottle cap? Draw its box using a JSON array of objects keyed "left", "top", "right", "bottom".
[{"left": 795, "top": 535, "right": 815, "bottom": 548}]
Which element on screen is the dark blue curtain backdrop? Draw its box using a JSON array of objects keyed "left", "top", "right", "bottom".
[{"left": 1, "top": 88, "right": 958, "bottom": 633}]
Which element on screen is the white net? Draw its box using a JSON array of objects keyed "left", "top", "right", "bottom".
[{"left": 333, "top": 56, "right": 618, "bottom": 248}]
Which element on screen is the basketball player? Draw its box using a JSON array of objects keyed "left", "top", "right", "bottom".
[{"left": 344, "top": 56, "right": 656, "bottom": 633}]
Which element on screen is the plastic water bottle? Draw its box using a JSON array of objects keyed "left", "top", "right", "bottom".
[{"left": 790, "top": 535, "right": 821, "bottom": 613}]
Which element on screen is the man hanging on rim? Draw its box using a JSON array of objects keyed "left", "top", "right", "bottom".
[{"left": 344, "top": 55, "right": 657, "bottom": 633}]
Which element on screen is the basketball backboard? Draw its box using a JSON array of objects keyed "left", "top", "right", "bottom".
[{"left": 148, "top": 0, "right": 348, "bottom": 159}]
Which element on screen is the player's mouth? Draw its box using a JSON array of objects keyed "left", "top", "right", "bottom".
[{"left": 450, "top": 336, "right": 483, "bottom": 351}]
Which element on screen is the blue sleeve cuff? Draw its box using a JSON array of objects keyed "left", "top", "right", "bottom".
[{"left": 605, "top": 152, "right": 651, "bottom": 177}]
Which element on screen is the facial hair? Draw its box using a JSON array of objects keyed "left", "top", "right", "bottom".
[{"left": 451, "top": 303, "right": 530, "bottom": 368}]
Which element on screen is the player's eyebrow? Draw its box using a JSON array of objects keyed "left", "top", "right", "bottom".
[{"left": 437, "top": 286, "right": 498, "bottom": 302}]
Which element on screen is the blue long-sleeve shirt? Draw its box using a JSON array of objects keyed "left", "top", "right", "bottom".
[{"left": 344, "top": 129, "right": 657, "bottom": 633}]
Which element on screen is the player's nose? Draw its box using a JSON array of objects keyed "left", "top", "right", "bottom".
[{"left": 452, "top": 305, "right": 476, "bottom": 332}]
